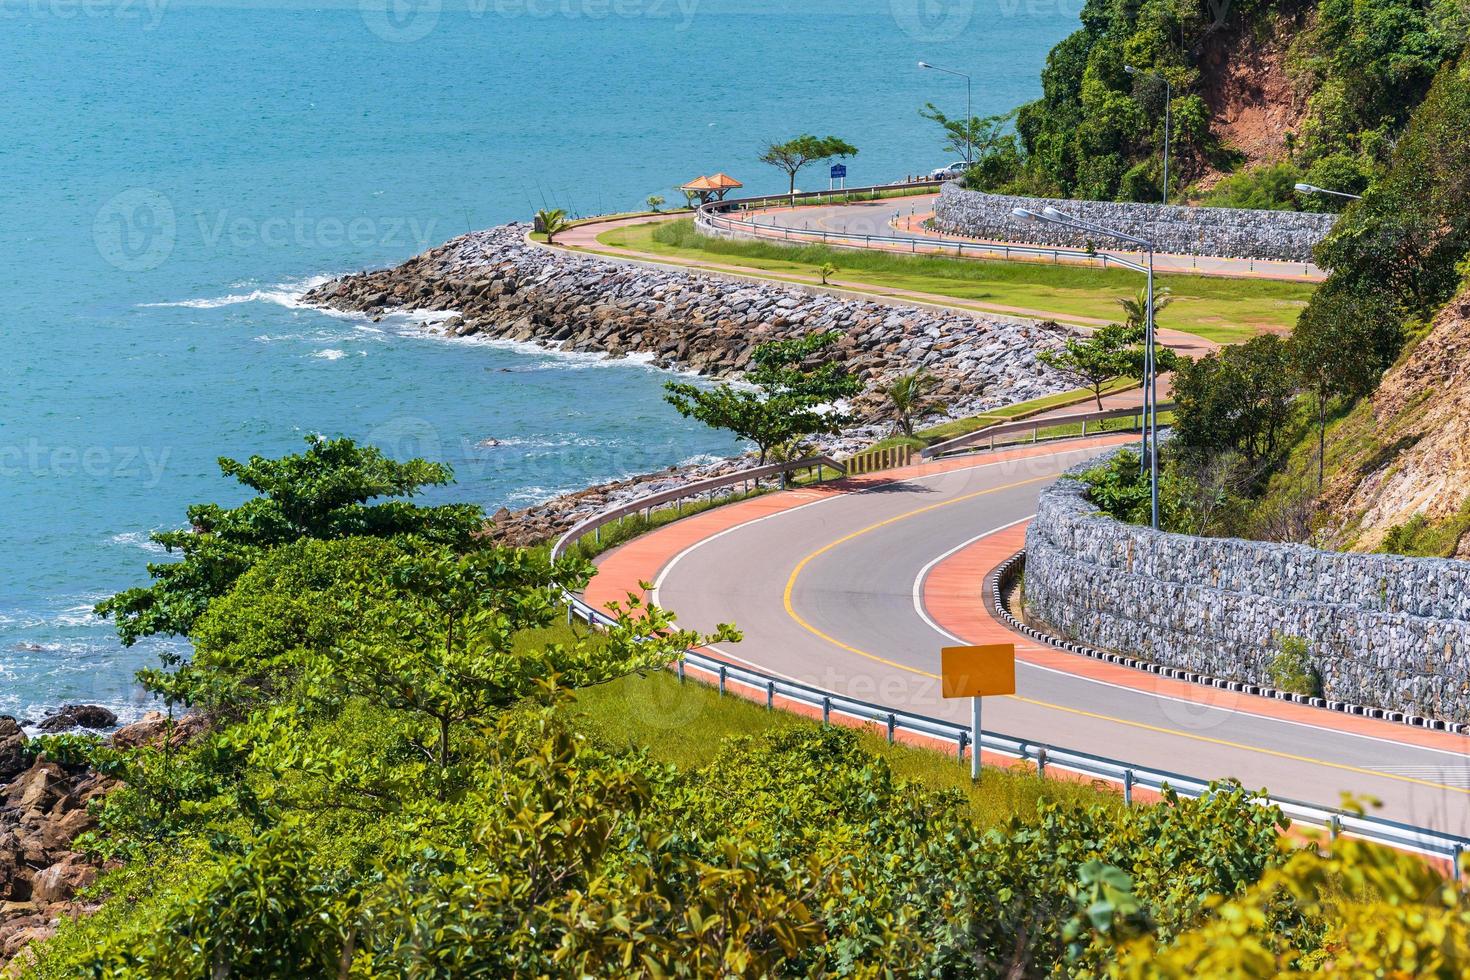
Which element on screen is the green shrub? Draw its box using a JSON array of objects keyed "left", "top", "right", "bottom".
[
  {"left": 1199, "top": 163, "right": 1301, "bottom": 211},
  {"left": 1268, "top": 636, "right": 1322, "bottom": 697}
]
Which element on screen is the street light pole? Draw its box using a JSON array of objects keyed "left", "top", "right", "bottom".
[
  {"left": 1294, "top": 182, "right": 1364, "bottom": 201},
  {"left": 918, "top": 61, "right": 973, "bottom": 166},
  {"left": 1125, "top": 66, "right": 1171, "bottom": 206},
  {"left": 1015, "top": 206, "right": 1161, "bottom": 529}
]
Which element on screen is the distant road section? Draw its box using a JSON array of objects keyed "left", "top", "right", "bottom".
[{"left": 734, "top": 194, "right": 1325, "bottom": 282}]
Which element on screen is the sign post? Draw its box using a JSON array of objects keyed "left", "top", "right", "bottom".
[
  {"left": 940, "top": 643, "right": 1016, "bottom": 781},
  {"left": 829, "top": 163, "right": 847, "bottom": 191}
]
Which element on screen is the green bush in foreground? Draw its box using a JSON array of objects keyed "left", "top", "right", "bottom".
[{"left": 42, "top": 438, "right": 1468, "bottom": 977}]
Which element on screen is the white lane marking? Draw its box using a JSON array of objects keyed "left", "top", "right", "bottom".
[
  {"left": 1369, "top": 767, "right": 1470, "bottom": 787},
  {"left": 911, "top": 516, "right": 1032, "bottom": 641},
  {"left": 908, "top": 528, "right": 1470, "bottom": 762},
  {"left": 650, "top": 446, "right": 1106, "bottom": 603}
]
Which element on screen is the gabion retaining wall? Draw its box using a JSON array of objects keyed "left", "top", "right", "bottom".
[
  {"left": 933, "top": 183, "right": 1338, "bottom": 263},
  {"left": 1024, "top": 454, "right": 1470, "bottom": 723}
]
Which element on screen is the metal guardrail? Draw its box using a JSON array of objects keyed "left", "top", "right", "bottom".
[
  {"left": 696, "top": 182, "right": 1152, "bottom": 275},
  {"left": 553, "top": 452, "right": 1470, "bottom": 872},
  {"left": 553, "top": 454, "right": 845, "bottom": 557},
  {"left": 921, "top": 403, "right": 1177, "bottom": 459}
]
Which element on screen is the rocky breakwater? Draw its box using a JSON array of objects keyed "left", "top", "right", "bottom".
[
  {"left": 0, "top": 711, "right": 205, "bottom": 967},
  {"left": 305, "top": 223, "right": 1074, "bottom": 544}
]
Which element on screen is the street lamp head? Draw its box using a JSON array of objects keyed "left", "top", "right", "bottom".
[
  {"left": 1294, "top": 182, "right": 1317, "bottom": 193},
  {"left": 1041, "top": 206, "right": 1067, "bottom": 220},
  {"left": 917, "top": 60, "right": 931, "bottom": 69},
  {"left": 1012, "top": 208, "right": 1038, "bottom": 221},
  {"left": 1124, "top": 65, "right": 1138, "bottom": 75}
]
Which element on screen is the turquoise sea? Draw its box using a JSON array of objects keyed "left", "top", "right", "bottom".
[{"left": 1, "top": 0, "right": 1078, "bottom": 721}]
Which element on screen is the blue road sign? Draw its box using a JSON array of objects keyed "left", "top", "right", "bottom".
[{"left": 830, "top": 164, "right": 847, "bottom": 179}]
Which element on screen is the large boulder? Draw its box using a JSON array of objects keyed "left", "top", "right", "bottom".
[
  {"left": 0, "top": 720, "right": 26, "bottom": 783},
  {"left": 36, "top": 705, "right": 117, "bottom": 733}
]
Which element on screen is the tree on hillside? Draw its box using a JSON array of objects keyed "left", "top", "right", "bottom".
[
  {"left": 882, "top": 367, "right": 947, "bottom": 437},
  {"left": 919, "top": 105, "right": 1021, "bottom": 187},
  {"left": 324, "top": 546, "right": 735, "bottom": 800},
  {"left": 1290, "top": 284, "right": 1401, "bottom": 488},
  {"left": 664, "top": 331, "right": 861, "bottom": 465},
  {"left": 1170, "top": 334, "right": 1296, "bottom": 468},
  {"left": 758, "top": 135, "right": 858, "bottom": 199},
  {"left": 96, "top": 437, "right": 483, "bottom": 646},
  {"left": 1117, "top": 286, "right": 1173, "bottom": 331}
]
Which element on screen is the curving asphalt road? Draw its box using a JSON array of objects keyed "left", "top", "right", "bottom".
[{"left": 633, "top": 440, "right": 1470, "bottom": 837}]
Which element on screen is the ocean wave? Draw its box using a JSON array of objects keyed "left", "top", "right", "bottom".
[
  {"left": 312, "top": 348, "right": 348, "bottom": 360},
  {"left": 139, "top": 274, "right": 334, "bottom": 311},
  {"left": 108, "top": 530, "right": 168, "bottom": 553}
]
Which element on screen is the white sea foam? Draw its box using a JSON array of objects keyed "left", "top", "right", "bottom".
[
  {"left": 312, "top": 348, "right": 348, "bottom": 360},
  {"left": 139, "top": 274, "right": 334, "bottom": 311},
  {"left": 108, "top": 530, "right": 167, "bottom": 554}
]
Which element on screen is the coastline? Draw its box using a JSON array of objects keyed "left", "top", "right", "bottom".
[{"left": 304, "top": 222, "right": 1076, "bottom": 545}]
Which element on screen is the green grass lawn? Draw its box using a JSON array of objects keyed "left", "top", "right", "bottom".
[
  {"left": 570, "top": 667, "right": 1120, "bottom": 826},
  {"left": 596, "top": 219, "right": 1315, "bottom": 344}
]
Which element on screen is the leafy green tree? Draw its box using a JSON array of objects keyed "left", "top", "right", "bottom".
[
  {"left": 96, "top": 436, "right": 481, "bottom": 645},
  {"left": 664, "top": 331, "right": 862, "bottom": 464},
  {"left": 1171, "top": 334, "right": 1298, "bottom": 467},
  {"left": 1290, "top": 281, "right": 1401, "bottom": 488},
  {"left": 758, "top": 134, "right": 858, "bottom": 198},
  {"left": 535, "top": 207, "right": 570, "bottom": 243},
  {"left": 1037, "top": 323, "right": 1139, "bottom": 410},
  {"left": 321, "top": 546, "right": 730, "bottom": 797},
  {"left": 882, "top": 366, "right": 946, "bottom": 437},
  {"left": 645, "top": 194, "right": 664, "bottom": 212},
  {"left": 919, "top": 105, "right": 1022, "bottom": 186},
  {"left": 1200, "top": 163, "right": 1302, "bottom": 211}
]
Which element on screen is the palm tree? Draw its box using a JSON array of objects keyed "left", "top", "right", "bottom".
[
  {"left": 884, "top": 367, "right": 946, "bottom": 437},
  {"left": 1117, "top": 286, "right": 1173, "bottom": 331},
  {"left": 535, "top": 208, "right": 570, "bottom": 245}
]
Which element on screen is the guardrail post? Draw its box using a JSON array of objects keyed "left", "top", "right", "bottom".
[
  {"left": 1037, "top": 747, "right": 1048, "bottom": 779},
  {"left": 1123, "top": 768, "right": 1133, "bottom": 807},
  {"left": 886, "top": 713, "right": 896, "bottom": 744},
  {"left": 822, "top": 696, "right": 831, "bottom": 726},
  {"left": 1453, "top": 843, "right": 1464, "bottom": 883},
  {"left": 718, "top": 665, "right": 727, "bottom": 695},
  {"left": 566, "top": 606, "right": 573, "bottom": 625},
  {"left": 1328, "top": 814, "right": 1340, "bottom": 843},
  {"left": 594, "top": 526, "right": 601, "bottom": 544},
  {"left": 1032, "top": 425, "right": 1039, "bottom": 444},
  {"left": 766, "top": 680, "right": 775, "bottom": 710},
  {"left": 989, "top": 434, "right": 995, "bottom": 452},
  {"left": 1082, "top": 419, "right": 1088, "bottom": 436},
  {"left": 957, "top": 730, "right": 968, "bottom": 763},
  {"left": 677, "top": 659, "right": 685, "bottom": 683}
]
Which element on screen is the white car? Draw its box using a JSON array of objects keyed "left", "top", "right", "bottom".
[{"left": 929, "top": 162, "right": 968, "bottom": 180}]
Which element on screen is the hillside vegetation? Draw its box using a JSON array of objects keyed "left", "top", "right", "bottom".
[
  {"left": 1086, "top": 48, "right": 1470, "bottom": 555},
  {"left": 968, "top": 0, "right": 1469, "bottom": 207}
]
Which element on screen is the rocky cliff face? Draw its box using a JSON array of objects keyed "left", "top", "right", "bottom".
[{"left": 1322, "top": 285, "right": 1470, "bottom": 555}]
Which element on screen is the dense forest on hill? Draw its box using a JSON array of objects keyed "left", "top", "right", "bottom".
[
  {"left": 965, "top": 0, "right": 1469, "bottom": 208},
  {"left": 1083, "top": 46, "right": 1470, "bottom": 554}
]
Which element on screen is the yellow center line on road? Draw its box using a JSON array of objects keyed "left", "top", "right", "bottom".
[{"left": 780, "top": 477, "right": 1470, "bottom": 797}]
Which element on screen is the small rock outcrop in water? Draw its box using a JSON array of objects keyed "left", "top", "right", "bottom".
[
  {"left": 35, "top": 705, "right": 118, "bottom": 733},
  {"left": 305, "top": 223, "right": 1077, "bottom": 545}
]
